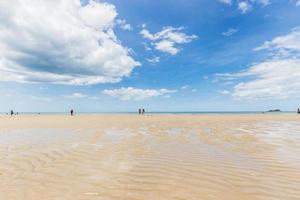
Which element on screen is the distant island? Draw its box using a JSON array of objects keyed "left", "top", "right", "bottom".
[{"left": 267, "top": 109, "right": 281, "bottom": 112}]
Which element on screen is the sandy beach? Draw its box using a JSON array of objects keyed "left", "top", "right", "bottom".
[{"left": 0, "top": 114, "right": 299, "bottom": 200}]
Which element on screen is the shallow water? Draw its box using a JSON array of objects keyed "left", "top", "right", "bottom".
[
  {"left": 0, "top": 128, "right": 83, "bottom": 145},
  {"left": 0, "top": 119, "right": 299, "bottom": 200}
]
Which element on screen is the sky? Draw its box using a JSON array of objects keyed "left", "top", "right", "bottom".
[{"left": 0, "top": 0, "right": 300, "bottom": 112}]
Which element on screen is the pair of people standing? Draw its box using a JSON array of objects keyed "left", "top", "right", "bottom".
[
  {"left": 10, "top": 110, "right": 18, "bottom": 116},
  {"left": 138, "top": 108, "right": 145, "bottom": 115}
]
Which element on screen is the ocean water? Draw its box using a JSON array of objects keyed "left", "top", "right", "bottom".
[{"left": 0, "top": 111, "right": 296, "bottom": 115}]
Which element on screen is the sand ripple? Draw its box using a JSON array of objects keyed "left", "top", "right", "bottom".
[{"left": 0, "top": 116, "right": 299, "bottom": 200}]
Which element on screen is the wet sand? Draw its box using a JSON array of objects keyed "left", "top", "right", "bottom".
[{"left": 0, "top": 114, "right": 299, "bottom": 200}]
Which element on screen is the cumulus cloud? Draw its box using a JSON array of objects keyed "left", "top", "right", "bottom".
[
  {"left": 63, "top": 93, "right": 87, "bottom": 99},
  {"left": 217, "top": 28, "right": 300, "bottom": 100},
  {"left": 155, "top": 40, "right": 179, "bottom": 55},
  {"left": 140, "top": 26, "right": 197, "bottom": 55},
  {"left": 222, "top": 28, "right": 239, "bottom": 37},
  {"left": 0, "top": 0, "right": 140, "bottom": 85},
  {"left": 102, "top": 87, "right": 177, "bottom": 101}
]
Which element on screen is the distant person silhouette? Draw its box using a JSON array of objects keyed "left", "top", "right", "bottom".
[
  {"left": 298, "top": 108, "right": 300, "bottom": 114},
  {"left": 142, "top": 108, "right": 145, "bottom": 115},
  {"left": 138, "top": 108, "right": 142, "bottom": 115},
  {"left": 70, "top": 109, "right": 74, "bottom": 116},
  {"left": 10, "top": 110, "right": 14, "bottom": 116}
]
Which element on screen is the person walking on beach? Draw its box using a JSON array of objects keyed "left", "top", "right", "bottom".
[
  {"left": 298, "top": 108, "right": 300, "bottom": 114},
  {"left": 10, "top": 110, "right": 14, "bottom": 116},
  {"left": 138, "top": 108, "right": 142, "bottom": 115},
  {"left": 142, "top": 108, "right": 145, "bottom": 115},
  {"left": 70, "top": 109, "right": 74, "bottom": 116}
]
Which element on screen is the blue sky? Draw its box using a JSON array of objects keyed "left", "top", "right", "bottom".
[{"left": 0, "top": 0, "right": 300, "bottom": 112}]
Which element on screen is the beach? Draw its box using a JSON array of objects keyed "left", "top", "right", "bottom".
[{"left": 0, "top": 114, "right": 299, "bottom": 200}]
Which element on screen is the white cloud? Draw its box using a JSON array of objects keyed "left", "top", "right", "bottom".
[
  {"left": 238, "top": 1, "right": 252, "bottom": 13},
  {"left": 217, "top": 28, "right": 300, "bottom": 100},
  {"left": 140, "top": 26, "right": 197, "bottom": 55},
  {"left": 79, "top": 0, "right": 116, "bottom": 29},
  {"left": 116, "top": 19, "right": 132, "bottom": 31},
  {"left": 155, "top": 40, "right": 179, "bottom": 55},
  {"left": 254, "top": 27, "right": 300, "bottom": 58},
  {"left": 297, "top": 0, "right": 300, "bottom": 6},
  {"left": 102, "top": 87, "right": 177, "bottom": 101},
  {"left": 180, "top": 85, "right": 198, "bottom": 92},
  {"left": 0, "top": 0, "right": 140, "bottom": 85},
  {"left": 219, "top": 0, "right": 270, "bottom": 13},
  {"left": 64, "top": 93, "right": 87, "bottom": 99},
  {"left": 222, "top": 28, "right": 239, "bottom": 37},
  {"left": 232, "top": 59, "right": 300, "bottom": 99},
  {"left": 146, "top": 56, "right": 160, "bottom": 64},
  {"left": 219, "top": 0, "right": 232, "bottom": 5},
  {"left": 140, "top": 29, "right": 155, "bottom": 40}
]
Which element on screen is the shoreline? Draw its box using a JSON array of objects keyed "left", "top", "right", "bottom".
[
  {"left": 0, "top": 111, "right": 297, "bottom": 115},
  {"left": 0, "top": 113, "right": 299, "bottom": 130}
]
